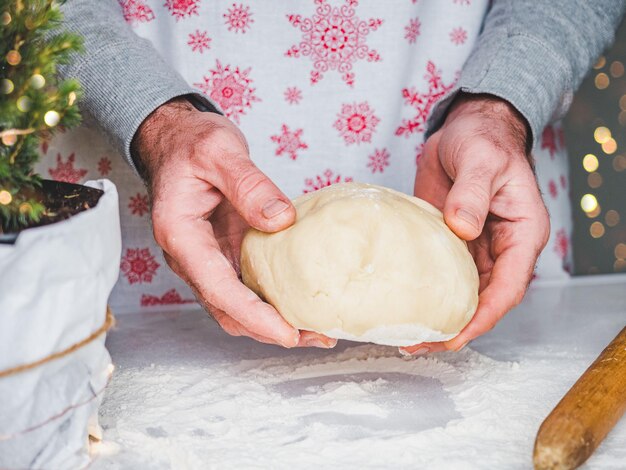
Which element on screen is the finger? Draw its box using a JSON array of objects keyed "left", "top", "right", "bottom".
[
  {"left": 442, "top": 153, "right": 499, "bottom": 241},
  {"left": 157, "top": 222, "right": 300, "bottom": 348},
  {"left": 211, "top": 156, "right": 296, "bottom": 233},
  {"left": 297, "top": 331, "right": 338, "bottom": 349},
  {"left": 399, "top": 341, "right": 448, "bottom": 356},
  {"left": 443, "top": 241, "right": 537, "bottom": 351},
  {"left": 212, "top": 308, "right": 285, "bottom": 346},
  {"left": 414, "top": 132, "right": 451, "bottom": 210}
]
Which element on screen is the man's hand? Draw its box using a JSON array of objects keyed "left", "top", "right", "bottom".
[
  {"left": 133, "top": 97, "right": 336, "bottom": 349},
  {"left": 401, "top": 94, "right": 550, "bottom": 355}
]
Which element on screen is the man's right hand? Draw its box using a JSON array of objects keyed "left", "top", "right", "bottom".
[{"left": 132, "top": 97, "right": 337, "bottom": 349}]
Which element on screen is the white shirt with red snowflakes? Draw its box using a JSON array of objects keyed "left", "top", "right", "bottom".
[{"left": 39, "top": 0, "right": 573, "bottom": 313}]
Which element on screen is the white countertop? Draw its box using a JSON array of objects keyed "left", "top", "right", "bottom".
[{"left": 93, "top": 275, "right": 626, "bottom": 469}]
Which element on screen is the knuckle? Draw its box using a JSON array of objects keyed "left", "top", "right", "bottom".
[{"left": 233, "top": 166, "right": 268, "bottom": 203}]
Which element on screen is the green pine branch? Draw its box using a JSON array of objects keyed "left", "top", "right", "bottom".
[{"left": 0, "top": 0, "right": 83, "bottom": 233}]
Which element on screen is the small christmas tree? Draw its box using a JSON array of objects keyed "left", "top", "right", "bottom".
[{"left": 0, "top": 0, "right": 82, "bottom": 233}]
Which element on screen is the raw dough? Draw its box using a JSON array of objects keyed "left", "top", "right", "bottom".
[{"left": 240, "top": 183, "right": 479, "bottom": 346}]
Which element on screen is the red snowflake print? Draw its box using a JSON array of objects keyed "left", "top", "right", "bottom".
[
  {"left": 163, "top": 0, "right": 200, "bottom": 20},
  {"left": 97, "top": 156, "right": 112, "bottom": 176},
  {"left": 548, "top": 179, "right": 558, "bottom": 198},
  {"left": 285, "top": 0, "right": 383, "bottom": 87},
  {"left": 450, "top": 27, "right": 467, "bottom": 45},
  {"left": 223, "top": 3, "right": 254, "bottom": 33},
  {"left": 271, "top": 125, "right": 308, "bottom": 160},
  {"left": 118, "top": 0, "right": 155, "bottom": 24},
  {"left": 541, "top": 125, "right": 560, "bottom": 158},
  {"left": 194, "top": 61, "right": 260, "bottom": 123},
  {"left": 141, "top": 288, "right": 196, "bottom": 307},
  {"left": 560, "top": 174, "right": 568, "bottom": 189},
  {"left": 554, "top": 228, "right": 569, "bottom": 260},
  {"left": 48, "top": 153, "right": 88, "bottom": 183},
  {"left": 128, "top": 192, "right": 149, "bottom": 216},
  {"left": 396, "top": 61, "right": 456, "bottom": 137},
  {"left": 405, "top": 18, "right": 420, "bottom": 44},
  {"left": 415, "top": 142, "right": 425, "bottom": 165},
  {"left": 367, "top": 148, "right": 390, "bottom": 173},
  {"left": 188, "top": 30, "right": 211, "bottom": 53},
  {"left": 120, "top": 248, "right": 160, "bottom": 285},
  {"left": 304, "top": 169, "right": 353, "bottom": 193},
  {"left": 284, "top": 87, "right": 303, "bottom": 105},
  {"left": 334, "top": 101, "right": 380, "bottom": 145}
]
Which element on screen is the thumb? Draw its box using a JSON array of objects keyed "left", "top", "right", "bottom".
[
  {"left": 443, "top": 161, "right": 496, "bottom": 241},
  {"left": 213, "top": 158, "right": 296, "bottom": 233}
]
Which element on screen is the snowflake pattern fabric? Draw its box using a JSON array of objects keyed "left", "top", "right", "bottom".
[
  {"left": 48, "top": 153, "right": 88, "bottom": 183},
  {"left": 164, "top": 0, "right": 201, "bottom": 20},
  {"left": 188, "top": 30, "right": 211, "bottom": 53},
  {"left": 271, "top": 124, "right": 308, "bottom": 160},
  {"left": 38, "top": 0, "right": 573, "bottom": 313},
  {"left": 120, "top": 248, "right": 160, "bottom": 285},
  {"left": 223, "top": 3, "right": 254, "bottom": 33},
  {"left": 334, "top": 101, "right": 380, "bottom": 145},
  {"left": 118, "top": 0, "right": 155, "bottom": 25},
  {"left": 194, "top": 60, "right": 260, "bottom": 123},
  {"left": 396, "top": 61, "right": 457, "bottom": 137},
  {"left": 285, "top": 0, "right": 382, "bottom": 87}
]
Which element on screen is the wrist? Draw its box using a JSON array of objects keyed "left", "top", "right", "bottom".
[
  {"left": 446, "top": 93, "right": 531, "bottom": 158},
  {"left": 130, "top": 96, "right": 197, "bottom": 181}
]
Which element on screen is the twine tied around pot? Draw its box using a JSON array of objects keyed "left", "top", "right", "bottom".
[{"left": 0, "top": 307, "right": 115, "bottom": 379}]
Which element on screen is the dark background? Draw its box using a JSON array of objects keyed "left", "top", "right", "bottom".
[{"left": 565, "top": 21, "right": 626, "bottom": 275}]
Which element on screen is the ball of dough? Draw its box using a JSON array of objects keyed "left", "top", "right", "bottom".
[{"left": 240, "top": 183, "right": 479, "bottom": 346}]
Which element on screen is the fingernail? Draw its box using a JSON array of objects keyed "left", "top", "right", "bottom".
[
  {"left": 280, "top": 331, "right": 300, "bottom": 348},
  {"left": 398, "top": 348, "right": 412, "bottom": 357},
  {"left": 305, "top": 338, "right": 336, "bottom": 349},
  {"left": 456, "top": 209, "right": 479, "bottom": 229},
  {"left": 410, "top": 347, "right": 430, "bottom": 356},
  {"left": 262, "top": 198, "right": 290, "bottom": 219}
]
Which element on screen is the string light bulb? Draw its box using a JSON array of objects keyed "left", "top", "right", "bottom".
[
  {"left": 0, "top": 190, "right": 12, "bottom": 205},
  {"left": 44, "top": 110, "right": 60, "bottom": 127}
]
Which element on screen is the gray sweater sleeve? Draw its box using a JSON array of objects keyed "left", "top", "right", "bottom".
[
  {"left": 427, "top": 0, "right": 626, "bottom": 147},
  {"left": 58, "top": 0, "right": 218, "bottom": 173}
]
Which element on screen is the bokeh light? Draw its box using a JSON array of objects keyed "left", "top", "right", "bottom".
[
  {"left": 0, "top": 190, "right": 12, "bottom": 205},
  {"left": 590, "top": 221, "right": 605, "bottom": 238},
  {"left": 587, "top": 172, "right": 603, "bottom": 188},
  {"left": 594, "top": 126, "right": 612, "bottom": 143},
  {"left": 613, "top": 154, "right": 626, "bottom": 171},
  {"left": 581, "top": 193, "right": 599, "bottom": 213},
  {"left": 610, "top": 61, "right": 624, "bottom": 78},
  {"left": 605, "top": 210, "right": 620, "bottom": 227},
  {"left": 30, "top": 74, "right": 45, "bottom": 89},
  {"left": 615, "top": 243, "right": 626, "bottom": 259},
  {"left": 0, "top": 79, "right": 14, "bottom": 94},
  {"left": 44, "top": 110, "right": 60, "bottom": 127},
  {"left": 6, "top": 50, "right": 21, "bottom": 66},
  {"left": 16, "top": 96, "right": 31, "bottom": 112},
  {"left": 582, "top": 153, "right": 599, "bottom": 172},
  {"left": 602, "top": 138, "right": 618, "bottom": 154},
  {"left": 595, "top": 73, "right": 610, "bottom": 89},
  {"left": 594, "top": 56, "right": 606, "bottom": 69}
]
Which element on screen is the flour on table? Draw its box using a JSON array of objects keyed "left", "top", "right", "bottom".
[{"left": 90, "top": 341, "right": 619, "bottom": 470}]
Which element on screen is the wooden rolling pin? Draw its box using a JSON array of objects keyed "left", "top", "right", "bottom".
[{"left": 533, "top": 326, "right": 626, "bottom": 470}]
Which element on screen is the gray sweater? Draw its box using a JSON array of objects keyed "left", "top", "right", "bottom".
[{"left": 59, "top": 0, "right": 626, "bottom": 170}]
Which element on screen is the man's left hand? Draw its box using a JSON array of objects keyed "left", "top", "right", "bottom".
[{"left": 401, "top": 94, "right": 550, "bottom": 355}]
